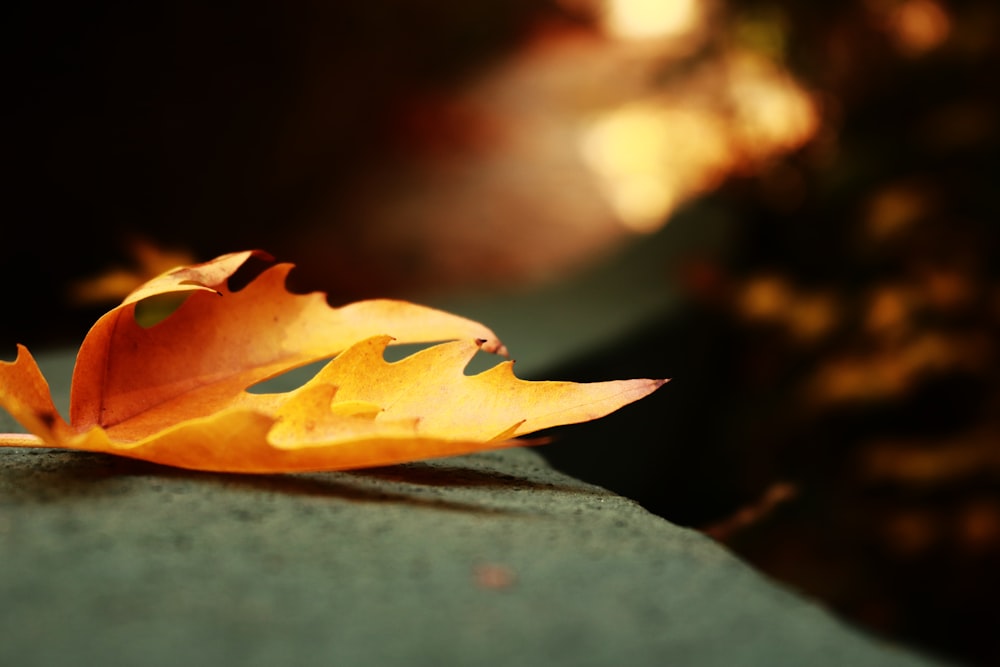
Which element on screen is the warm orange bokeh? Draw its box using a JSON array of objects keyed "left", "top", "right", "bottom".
[{"left": 291, "top": 0, "right": 821, "bottom": 296}]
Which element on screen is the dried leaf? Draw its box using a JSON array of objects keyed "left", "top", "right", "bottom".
[{"left": 0, "top": 250, "right": 666, "bottom": 473}]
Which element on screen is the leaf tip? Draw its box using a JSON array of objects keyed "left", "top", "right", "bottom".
[
  {"left": 476, "top": 338, "right": 509, "bottom": 358},
  {"left": 647, "top": 378, "right": 670, "bottom": 395},
  {"left": 3, "top": 343, "right": 27, "bottom": 363}
]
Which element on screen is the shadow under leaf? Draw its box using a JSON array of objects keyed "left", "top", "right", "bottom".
[{"left": 0, "top": 447, "right": 591, "bottom": 514}]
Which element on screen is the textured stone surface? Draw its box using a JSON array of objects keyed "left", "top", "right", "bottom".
[{"left": 0, "top": 350, "right": 946, "bottom": 667}]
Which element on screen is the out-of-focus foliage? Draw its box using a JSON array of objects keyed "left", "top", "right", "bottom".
[{"left": 667, "top": 1, "right": 1000, "bottom": 664}]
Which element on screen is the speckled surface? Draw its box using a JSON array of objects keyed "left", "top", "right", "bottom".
[{"left": 0, "top": 350, "right": 945, "bottom": 667}]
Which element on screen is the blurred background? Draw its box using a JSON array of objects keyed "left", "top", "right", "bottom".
[{"left": 4, "top": 0, "right": 999, "bottom": 664}]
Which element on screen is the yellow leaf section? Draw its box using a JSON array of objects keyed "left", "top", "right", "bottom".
[
  {"left": 114, "top": 407, "right": 527, "bottom": 473},
  {"left": 289, "top": 335, "right": 667, "bottom": 441}
]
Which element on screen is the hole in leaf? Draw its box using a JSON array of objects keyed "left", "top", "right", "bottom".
[
  {"left": 133, "top": 294, "right": 190, "bottom": 328},
  {"left": 247, "top": 358, "right": 330, "bottom": 394},
  {"left": 383, "top": 342, "right": 506, "bottom": 375},
  {"left": 226, "top": 254, "right": 276, "bottom": 292},
  {"left": 381, "top": 342, "right": 434, "bottom": 362}
]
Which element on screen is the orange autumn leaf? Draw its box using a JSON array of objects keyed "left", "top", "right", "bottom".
[{"left": 0, "top": 250, "right": 666, "bottom": 473}]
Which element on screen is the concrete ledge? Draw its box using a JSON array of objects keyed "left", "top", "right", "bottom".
[{"left": 0, "top": 351, "right": 944, "bottom": 667}]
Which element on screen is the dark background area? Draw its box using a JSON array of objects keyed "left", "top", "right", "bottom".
[
  {"left": 4, "top": 1, "right": 999, "bottom": 665},
  {"left": 5, "top": 0, "right": 549, "bottom": 342}
]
